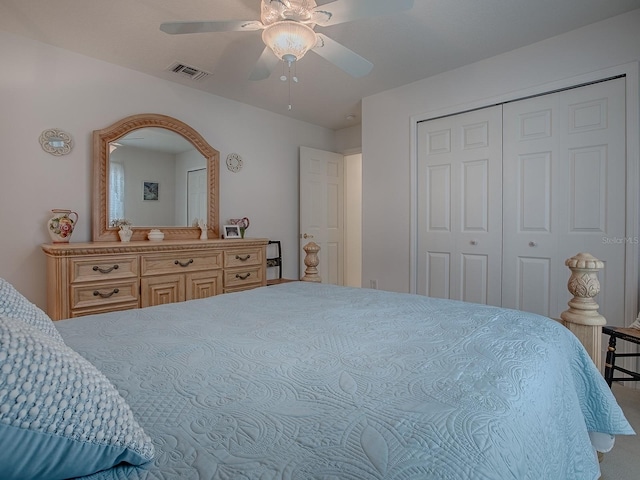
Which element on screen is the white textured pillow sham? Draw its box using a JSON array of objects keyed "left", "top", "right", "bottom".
[
  {"left": 0, "top": 316, "right": 154, "bottom": 479},
  {"left": 0, "top": 277, "right": 64, "bottom": 343}
]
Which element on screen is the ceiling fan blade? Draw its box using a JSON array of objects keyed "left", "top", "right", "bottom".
[
  {"left": 312, "top": 0, "right": 414, "bottom": 27},
  {"left": 249, "top": 46, "right": 280, "bottom": 81},
  {"left": 160, "top": 20, "right": 263, "bottom": 35},
  {"left": 312, "top": 33, "right": 373, "bottom": 78}
]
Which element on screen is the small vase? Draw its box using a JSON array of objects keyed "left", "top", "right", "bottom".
[
  {"left": 118, "top": 226, "right": 133, "bottom": 242},
  {"left": 47, "top": 209, "right": 78, "bottom": 243}
]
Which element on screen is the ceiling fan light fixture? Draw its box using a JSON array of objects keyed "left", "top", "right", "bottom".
[
  {"left": 261, "top": 0, "right": 317, "bottom": 26},
  {"left": 262, "top": 21, "right": 317, "bottom": 63}
]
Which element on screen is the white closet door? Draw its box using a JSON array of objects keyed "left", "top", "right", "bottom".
[
  {"left": 502, "top": 78, "right": 626, "bottom": 322},
  {"left": 417, "top": 106, "right": 503, "bottom": 305}
]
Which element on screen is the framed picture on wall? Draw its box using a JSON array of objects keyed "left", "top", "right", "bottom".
[
  {"left": 143, "top": 181, "right": 159, "bottom": 201},
  {"left": 223, "top": 225, "right": 241, "bottom": 239}
]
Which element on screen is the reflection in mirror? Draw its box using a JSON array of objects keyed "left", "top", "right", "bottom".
[
  {"left": 108, "top": 128, "right": 207, "bottom": 227},
  {"left": 93, "top": 114, "right": 219, "bottom": 242}
]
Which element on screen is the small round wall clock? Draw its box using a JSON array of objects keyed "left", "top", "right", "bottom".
[{"left": 226, "top": 153, "right": 243, "bottom": 173}]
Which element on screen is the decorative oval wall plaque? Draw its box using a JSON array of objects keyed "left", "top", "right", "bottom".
[{"left": 40, "top": 129, "right": 73, "bottom": 156}]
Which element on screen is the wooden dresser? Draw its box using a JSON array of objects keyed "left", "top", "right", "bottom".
[{"left": 42, "top": 238, "right": 268, "bottom": 320}]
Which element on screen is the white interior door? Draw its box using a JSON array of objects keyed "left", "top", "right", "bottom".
[
  {"left": 417, "top": 106, "right": 503, "bottom": 305},
  {"left": 502, "top": 78, "right": 627, "bottom": 323},
  {"left": 299, "top": 147, "right": 344, "bottom": 284},
  {"left": 187, "top": 168, "right": 207, "bottom": 226}
]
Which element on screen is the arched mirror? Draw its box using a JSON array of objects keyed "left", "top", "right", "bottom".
[{"left": 92, "top": 113, "right": 219, "bottom": 241}]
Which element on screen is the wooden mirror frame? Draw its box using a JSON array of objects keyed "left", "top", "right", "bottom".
[{"left": 92, "top": 113, "right": 219, "bottom": 242}]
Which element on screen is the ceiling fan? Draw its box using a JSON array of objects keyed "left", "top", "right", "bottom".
[{"left": 160, "top": 0, "right": 414, "bottom": 81}]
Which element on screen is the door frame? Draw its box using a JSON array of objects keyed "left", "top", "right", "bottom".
[
  {"left": 298, "top": 147, "right": 362, "bottom": 285},
  {"left": 409, "top": 62, "right": 639, "bottom": 327}
]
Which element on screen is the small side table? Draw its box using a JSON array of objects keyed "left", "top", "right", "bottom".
[{"left": 603, "top": 326, "right": 640, "bottom": 387}]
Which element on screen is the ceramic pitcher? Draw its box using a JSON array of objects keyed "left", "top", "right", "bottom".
[
  {"left": 118, "top": 225, "right": 133, "bottom": 242},
  {"left": 47, "top": 209, "right": 78, "bottom": 243}
]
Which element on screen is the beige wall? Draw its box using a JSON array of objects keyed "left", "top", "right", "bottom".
[
  {"left": 0, "top": 31, "right": 336, "bottom": 308},
  {"left": 361, "top": 9, "right": 640, "bottom": 294}
]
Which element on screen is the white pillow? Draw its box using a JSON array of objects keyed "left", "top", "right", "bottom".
[
  {"left": 0, "top": 278, "right": 64, "bottom": 343},
  {"left": 0, "top": 316, "right": 154, "bottom": 479}
]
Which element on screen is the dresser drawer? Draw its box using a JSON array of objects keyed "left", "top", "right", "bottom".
[
  {"left": 70, "top": 302, "right": 139, "bottom": 318},
  {"left": 70, "top": 256, "right": 138, "bottom": 283},
  {"left": 223, "top": 248, "right": 263, "bottom": 269},
  {"left": 141, "top": 251, "right": 222, "bottom": 276},
  {"left": 224, "top": 266, "right": 263, "bottom": 289},
  {"left": 70, "top": 280, "right": 139, "bottom": 310}
]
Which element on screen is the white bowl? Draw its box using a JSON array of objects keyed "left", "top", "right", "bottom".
[{"left": 147, "top": 230, "right": 164, "bottom": 241}]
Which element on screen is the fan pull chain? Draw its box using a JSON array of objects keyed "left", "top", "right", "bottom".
[
  {"left": 288, "top": 68, "right": 292, "bottom": 111},
  {"left": 280, "top": 59, "right": 299, "bottom": 111}
]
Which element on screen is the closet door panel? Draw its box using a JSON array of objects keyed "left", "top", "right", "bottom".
[
  {"left": 559, "top": 79, "right": 626, "bottom": 327},
  {"left": 518, "top": 152, "right": 552, "bottom": 233},
  {"left": 462, "top": 159, "right": 489, "bottom": 232},
  {"left": 460, "top": 254, "right": 488, "bottom": 304},
  {"left": 426, "top": 252, "right": 450, "bottom": 299},
  {"left": 428, "top": 164, "right": 452, "bottom": 231},
  {"left": 516, "top": 257, "right": 551, "bottom": 316},
  {"left": 417, "top": 106, "right": 502, "bottom": 304},
  {"left": 503, "top": 78, "right": 626, "bottom": 323},
  {"left": 570, "top": 146, "right": 607, "bottom": 232}
]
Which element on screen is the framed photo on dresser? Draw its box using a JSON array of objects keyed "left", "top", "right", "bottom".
[{"left": 223, "top": 225, "right": 241, "bottom": 238}]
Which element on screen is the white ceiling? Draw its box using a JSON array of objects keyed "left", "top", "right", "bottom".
[{"left": 1, "top": 0, "right": 638, "bottom": 130}]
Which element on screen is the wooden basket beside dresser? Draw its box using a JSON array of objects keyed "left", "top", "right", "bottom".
[{"left": 42, "top": 238, "right": 268, "bottom": 320}]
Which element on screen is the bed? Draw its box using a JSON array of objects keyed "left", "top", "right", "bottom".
[{"left": 0, "top": 274, "right": 634, "bottom": 480}]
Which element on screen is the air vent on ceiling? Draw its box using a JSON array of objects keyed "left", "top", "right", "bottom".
[{"left": 167, "top": 62, "right": 211, "bottom": 81}]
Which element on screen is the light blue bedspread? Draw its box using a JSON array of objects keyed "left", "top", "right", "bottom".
[{"left": 56, "top": 282, "right": 633, "bottom": 480}]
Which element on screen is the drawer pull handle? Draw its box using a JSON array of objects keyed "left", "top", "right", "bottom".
[
  {"left": 174, "top": 259, "right": 194, "bottom": 267},
  {"left": 236, "top": 273, "right": 251, "bottom": 280},
  {"left": 93, "top": 288, "right": 119, "bottom": 298},
  {"left": 92, "top": 265, "right": 119, "bottom": 274},
  {"left": 235, "top": 254, "right": 251, "bottom": 261}
]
